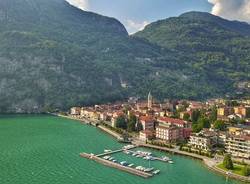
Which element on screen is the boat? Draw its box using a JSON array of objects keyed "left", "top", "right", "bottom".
[
  {"left": 123, "top": 150, "right": 130, "bottom": 154},
  {"left": 162, "top": 156, "right": 171, "bottom": 162},
  {"left": 168, "top": 161, "right": 174, "bottom": 164},
  {"left": 108, "top": 157, "right": 114, "bottom": 161},
  {"left": 128, "top": 163, "right": 134, "bottom": 167},
  {"left": 144, "top": 167, "right": 154, "bottom": 172},
  {"left": 135, "top": 166, "right": 145, "bottom": 171},
  {"left": 135, "top": 166, "right": 142, "bottom": 170},
  {"left": 144, "top": 156, "right": 153, "bottom": 160},
  {"left": 103, "top": 156, "right": 111, "bottom": 160},
  {"left": 112, "top": 160, "right": 117, "bottom": 163},
  {"left": 104, "top": 149, "right": 112, "bottom": 153},
  {"left": 120, "top": 161, "right": 128, "bottom": 166},
  {"left": 153, "top": 170, "right": 160, "bottom": 174}
]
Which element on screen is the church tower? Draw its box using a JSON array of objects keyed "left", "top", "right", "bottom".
[{"left": 148, "top": 91, "right": 153, "bottom": 109}]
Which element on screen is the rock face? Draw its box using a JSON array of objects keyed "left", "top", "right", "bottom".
[{"left": 0, "top": 3, "right": 249, "bottom": 113}]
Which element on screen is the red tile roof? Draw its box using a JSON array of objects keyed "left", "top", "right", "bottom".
[
  {"left": 140, "top": 116, "right": 154, "bottom": 122},
  {"left": 157, "top": 117, "right": 186, "bottom": 125}
]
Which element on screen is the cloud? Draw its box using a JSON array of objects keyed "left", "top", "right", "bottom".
[
  {"left": 125, "top": 20, "right": 149, "bottom": 34},
  {"left": 65, "top": 0, "right": 89, "bottom": 11},
  {"left": 208, "top": 0, "right": 250, "bottom": 23}
]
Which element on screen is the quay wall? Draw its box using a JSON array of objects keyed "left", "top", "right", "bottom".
[{"left": 80, "top": 153, "right": 152, "bottom": 178}]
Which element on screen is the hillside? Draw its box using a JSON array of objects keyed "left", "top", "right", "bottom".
[
  {"left": 0, "top": 0, "right": 169, "bottom": 112},
  {"left": 135, "top": 11, "right": 250, "bottom": 95},
  {"left": 0, "top": 2, "right": 249, "bottom": 113}
]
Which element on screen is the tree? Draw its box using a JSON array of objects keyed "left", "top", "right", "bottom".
[
  {"left": 127, "top": 114, "right": 137, "bottom": 132},
  {"left": 242, "top": 165, "right": 250, "bottom": 176},
  {"left": 223, "top": 154, "right": 234, "bottom": 170},
  {"left": 192, "top": 123, "right": 202, "bottom": 133},
  {"left": 198, "top": 117, "right": 211, "bottom": 129},
  {"left": 115, "top": 116, "right": 127, "bottom": 129},
  {"left": 209, "top": 106, "right": 217, "bottom": 122},
  {"left": 136, "top": 122, "right": 143, "bottom": 132},
  {"left": 183, "top": 113, "right": 190, "bottom": 121},
  {"left": 214, "top": 120, "right": 226, "bottom": 131},
  {"left": 191, "top": 110, "right": 201, "bottom": 123}
]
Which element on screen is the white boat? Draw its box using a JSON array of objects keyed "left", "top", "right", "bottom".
[
  {"left": 128, "top": 164, "right": 134, "bottom": 167},
  {"left": 162, "top": 156, "right": 171, "bottom": 162},
  {"left": 104, "top": 149, "right": 112, "bottom": 153},
  {"left": 103, "top": 156, "right": 111, "bottom": 160},
  {"left": 144, "top": 156, "right": 153, "bottom": 160},
  {"left": 112, "top": 160, "right": 117, "bottom": 163},
  {"left": 108, "top": 157, "right": 114, "bottom": 161},
  {"left": 120, "top": 161, "right": 128, "bottom": 166},
  {"left": 144, "top": 167, "right": 154, "bottom": 172},
  {"left": 135, "top": 166, "right": 144, "bottom": 170},
  {"left": 168, "top": 161, "right": 174, "bottom": 164},
  {"left": 123, "top": 145, "right": 134, "bottom": 149},
  {"left": 153, "top": 170, "right": 160, "bottom": 174},
  {"left": 123, "top": 150, "right": 130, "bottom": 154}
]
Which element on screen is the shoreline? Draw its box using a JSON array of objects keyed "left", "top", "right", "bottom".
[{"left": 57, "top": 114, "right": 250, "bottom": 183}]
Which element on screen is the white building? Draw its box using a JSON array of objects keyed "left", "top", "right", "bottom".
[{"left": 225, "top": 135, "right": 250, "bottom": 159}]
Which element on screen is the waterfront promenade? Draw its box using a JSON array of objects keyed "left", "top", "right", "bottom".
[
  {"left": 135, "top": 141, "right": 250, "bottom": 182},
  {"left": 98, "top": 125, "right": 122, "bottom": 139}
]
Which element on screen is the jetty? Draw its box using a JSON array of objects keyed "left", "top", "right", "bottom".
[
  {"left": 95, "top": 145, "right": 137, "bottom": 157},
  {"left": 80, "top": 152, "right": 153, "bottom": 178}
]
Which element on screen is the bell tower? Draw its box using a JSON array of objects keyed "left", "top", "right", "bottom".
[{"left": 148, "top": 91, "right": 153, "bottom": 109}]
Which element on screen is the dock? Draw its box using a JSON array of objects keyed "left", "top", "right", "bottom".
[
  {"left": 125, "top": 150, "right": 172, "bottom": 163},
  {"left": 95, "top": 145, "right": 137, "bottom": 157},
  {"left": 80, "top": 152, "right": 153, "bottom": 178}
]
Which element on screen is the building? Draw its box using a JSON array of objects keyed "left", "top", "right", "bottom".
[
  {"left": 156, "top": 125, "right": 180, "bottom": 142},
  {"left": 225, "top": 135, "right": 250, "bottom": 159},
  {"left": 155, "top": 117, "right": 191, "bottom": 142},
  {"left": 148, "top": 92, "right": 153, "bottom": 109},
  {"left": 234, "top": 106, "right": 250, "bottom": 118},
  {"left": 70, "top": 107, "right": 81, "bottom": 115},
  {"left": 139, "top": 116, "right": 155, "bottom": 130},
  {"left": 139, "top": 130, "right": 155, "bottom": 142},
  {"left": 80, "top": 108, "right": 99, "bottom": 120},
  {"left": 157, "top": 117, "right": 190, "bottom": 128},
  {"left": 217, "top": 107, "right": 234, "bottom": 117},
  {"left": 188, "top": 130, "right": 218, "bottom": 152},
  {"left": 111, "top": 111, "right": 124, "bottom": 127}
]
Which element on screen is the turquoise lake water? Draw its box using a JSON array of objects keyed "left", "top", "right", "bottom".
[{"left": 0, "top": 115, "right": 245, "bottom": 184}]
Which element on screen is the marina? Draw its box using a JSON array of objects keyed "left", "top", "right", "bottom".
[
  {"left": 80, "top": 152, "right": 153, "bottom": 178},
  {"left": 123, "top": 149, "right": 174, "bottom": 163},
  {"left": 80, "top": 145, "right": 174, "bottom": 178}
]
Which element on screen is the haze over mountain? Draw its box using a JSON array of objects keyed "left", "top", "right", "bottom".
[{"left": 0, "top": 0, "right": 249, "bottom": 113}]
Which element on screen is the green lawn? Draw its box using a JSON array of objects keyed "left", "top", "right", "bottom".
[{"left": 217, "top": 163, "right": 245, "bottom": 176}]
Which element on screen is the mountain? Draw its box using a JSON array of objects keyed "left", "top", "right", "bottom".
[
  {"left": 0, "top": 0, "right": 166, "bottom": 113},
  {"left": 134, "top": 11, "right": 250, "bottom": 97},
  {"left": 0, "top": 2, "right": 249, "bottom": 113}
]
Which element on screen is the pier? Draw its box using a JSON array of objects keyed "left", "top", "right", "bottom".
[
  {"left": 80, "top": 152, "right": 153, "bottom": 178},
  {"left": 95, "top": 145, "right": 137, "bottom": 157}
]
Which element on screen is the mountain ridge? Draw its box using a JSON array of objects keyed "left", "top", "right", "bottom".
[{"left": 0, "top": 1, "right": 249, "bottom": 113}]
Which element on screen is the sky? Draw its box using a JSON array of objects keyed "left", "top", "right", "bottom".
[{"left": 66, "top": 0, "right": 250, "bottom": 34}]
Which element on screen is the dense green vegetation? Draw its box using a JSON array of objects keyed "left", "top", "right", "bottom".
[
  {"left": 135, "top": 11, "right": 250, "bottom": 98},
  {"left": 223, "top": 154, "right": 234, "bottom": 170},
  {"left": 0, "top": 1, "right": 249, "bottom": 113}
]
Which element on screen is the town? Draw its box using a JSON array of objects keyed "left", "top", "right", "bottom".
[{"left": 67, "top": 93, "right": 250, "bottom": 179}]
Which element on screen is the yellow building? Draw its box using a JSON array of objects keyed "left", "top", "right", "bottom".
[
  {"left": 234, "top": 106, "right": 250, "bottom": 118},
  {"left": 228, "top": 127, "right": 243, "bottom": 135},
  {"left": 217, "top": 107, "right": 234, "bottom": 116}
]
